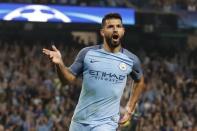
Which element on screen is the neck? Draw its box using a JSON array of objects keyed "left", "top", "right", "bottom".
[{"left": 103, "top": 41, "right": 122, "bottom": 53}]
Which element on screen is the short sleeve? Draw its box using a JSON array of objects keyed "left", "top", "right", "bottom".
[
  {"left": 131, "top": 56, "right": 143, "bottom": 81},
  {"left": 69, "top": 48, "right": 89, "bottom": 76}
]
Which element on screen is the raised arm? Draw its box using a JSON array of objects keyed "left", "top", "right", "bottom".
[{"left": 42, "top": 45, "right": 76, "bottom": 85}]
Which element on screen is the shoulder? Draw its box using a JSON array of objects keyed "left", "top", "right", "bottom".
[
  {"left": 79, "top": 45, "right": 100, "bottom": 55},
  {"left": 76, "top": 45, "right": 100, "bottom": 60},
  {"left": 122, "top": 48, "right": 140, "bottom": 62}
]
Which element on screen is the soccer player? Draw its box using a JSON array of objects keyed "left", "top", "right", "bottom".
[{"left": 43, "top": 13, "right": 144, "bottom": 131}]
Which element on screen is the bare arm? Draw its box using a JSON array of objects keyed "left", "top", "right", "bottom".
[
  {"left": 42, "top": 45, "right": 76, "bottom": 85},
  {"left": 55, "top": 61, "right": 76, "bottom": 85},
  {"left": 119, "top": 76, "right": 145, "bottom": 125},
  {"left": 126, "top": 76, "right": 144, "bottom": 114}
]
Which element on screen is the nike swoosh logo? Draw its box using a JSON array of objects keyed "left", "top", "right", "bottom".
[{"left": 90, "top": 60, "right": 99, "bottom": 63}]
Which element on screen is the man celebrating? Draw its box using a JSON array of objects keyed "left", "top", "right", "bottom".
[{"left": 43, "top": 13, "right": 144, "bottom": 131}]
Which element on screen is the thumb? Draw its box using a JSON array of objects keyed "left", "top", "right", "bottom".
[
  {"left": 119, "top": 113, "right": 130, "bottom": 124},
  {"left": 52, "top": 45, "right": 59, "bottom": 52}
]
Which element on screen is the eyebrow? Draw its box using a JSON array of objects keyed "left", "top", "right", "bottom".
[{"left": 106, "top": 23, "right": 123, "bottom": 27}]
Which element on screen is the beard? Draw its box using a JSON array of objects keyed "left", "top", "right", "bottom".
[{"left": 105, "top": 35, "right": 123, "bottom": 48}]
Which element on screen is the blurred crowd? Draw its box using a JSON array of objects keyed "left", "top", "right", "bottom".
[
  {"left": 0, "top": 39, "right": 84, "bottom": 131},
  {"left": 0, "top": 1, "right": 197, "bottom": 131},
  {"left": 1, "top": 0, "right": 197, "bottom": 12},
  {"left": 135, "top": 47, "right": 197, "bottom": 131},
  {"left": 0, "top": 37, "right": 196, "bottom": 131}
]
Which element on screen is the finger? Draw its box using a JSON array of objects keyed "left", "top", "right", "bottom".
[
  {"left": 119, "top": 119, "right": 129, "bottom": 125},
  {"left": 119, "top": 120, "right": 130, "bottom": 127},
  {"left": 119, "top": 118, "right": 126, "bottom": 124},
  {"left": 42, "top": 48, "right": 51, "bottom": 55},
  {"left": 119, "top": 115, "right": 130, "bottom": 124},
  {"left": 43, "top": 48, "right": 51, "bottom": 52},
  {"left": 52, "top": 45, "right": 58, "bottom": 52},
  {"left": 119, "top": 118, "right": 127, "bottom": 124},
  {"left": 49, "top": 55, "right": 53, "bottom": 59}
]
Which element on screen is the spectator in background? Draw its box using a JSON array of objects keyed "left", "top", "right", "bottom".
[
  {"left": 186, "top": 0, "right": 197, "bottom": 11},
  {"left": 4, "top": 0, "right": 197, "bottom": 12}
]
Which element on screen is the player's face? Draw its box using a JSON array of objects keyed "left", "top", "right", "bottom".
[{"left": 101, "top": 19, "right": 125, "bottom": 48}]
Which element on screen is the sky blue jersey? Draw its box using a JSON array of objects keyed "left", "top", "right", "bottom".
[{"left": 69, "top": 44, "right": 143, "bottom": 125}]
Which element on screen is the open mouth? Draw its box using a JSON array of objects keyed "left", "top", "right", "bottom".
[{"left": 112, "top": 34, "right": 119, "bottom": 40}]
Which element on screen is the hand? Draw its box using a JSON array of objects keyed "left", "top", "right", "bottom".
[
  {"left": 42, "top": 45, "right": 63, "bottom": 65},
  {"left": 118, "top": 111, "right": 132, "bottom": 126}
]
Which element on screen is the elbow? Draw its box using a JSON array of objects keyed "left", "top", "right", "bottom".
[
  {"left": 135, "top": 76, "right": 145, "bottom": 91},
  {"left": 140, "top": 76, "right": 146, "bottom": 92},
  {"left": 68, "top": 77, "right": 76, "bottom": 85},
  {"left": 67, "top": 75, "right": 79, "bottom": 85},
  {"left": 59, "top": 76, "right": 76, "bottom": 86}
]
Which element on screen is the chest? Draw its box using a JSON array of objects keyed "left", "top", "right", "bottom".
[{"left": 83, "top": 51, "right": 133, "bottom": 76}]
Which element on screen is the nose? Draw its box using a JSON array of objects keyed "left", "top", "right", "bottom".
[{"left": 113, "top": 27, "right": 118, "bottom": 32}]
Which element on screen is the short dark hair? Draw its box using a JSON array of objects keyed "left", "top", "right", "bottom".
[{"left": 101, "top": 13, "right": 122, "bottom": 27}]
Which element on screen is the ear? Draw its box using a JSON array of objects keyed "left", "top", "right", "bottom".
[
  {"left": 100, "top": 29, "right": 104, "bottom": 37},
  {"left": 122, "top": 27, "right": 125, "bottom": 35}
]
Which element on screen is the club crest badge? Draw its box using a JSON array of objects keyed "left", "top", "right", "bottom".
[{"left": 119, "top": 62, "right": 127, "bottom": 71}]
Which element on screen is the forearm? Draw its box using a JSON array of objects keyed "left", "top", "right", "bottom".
[
  {"left": 42, "top": 45, "right": 77, "bottom": 85},
  {"left": 56, "top": 62, "right": 76, "bottom": 85},
  {"left": 126, "top": 76, "right": 144, "bottom": 114}
]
